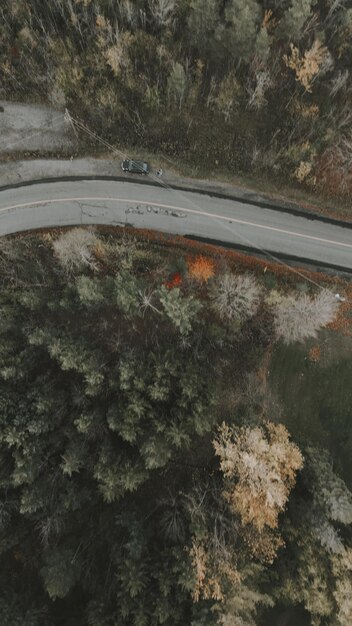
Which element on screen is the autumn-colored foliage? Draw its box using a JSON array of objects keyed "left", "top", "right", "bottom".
[
  {"left": 48, "top": 225, "right": 351, "bottom": 335},
  {"left": 283, "top": 40, "right": 330, "bottom": 92},
  {"left": 188, "top": 255, "right": 215, "bottom": 283},
  {"left": 189, "top": 537, "right": 240, "bottom": 603},
  {"left": 308, "top": 345, "right": 321, "bottom": 363},
  {"left": 190, "top": 540, "right": 223, "bottom": 602},
  {"left": 315, "top": 145, "right": 352, "bottom": 200},
  {"left": 165, "top": 272, "right": 183, "bottom": 289},
  {"left": 213, "top": 421, "right": 303, "bottom": 562}
]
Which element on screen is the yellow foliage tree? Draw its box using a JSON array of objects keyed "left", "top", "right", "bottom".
[
  {"left": 189, "top": 534, "right": 241, "bottom": 602},
  {"left": 214, "top": 422, "right": 303, "bottom": 531},
  {"left": 283, "top": 40, "right": 329, "bottom": 92}
]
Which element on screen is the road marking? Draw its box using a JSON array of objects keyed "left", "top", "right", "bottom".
[{"left": 0, "top": 195, "right": 351, "bottom": 250}]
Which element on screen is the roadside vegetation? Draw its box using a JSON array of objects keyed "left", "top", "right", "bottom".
[
  {"left": 269, "top": 332, "right": 352, "bottom": 489},
  {"left": 0, "top": 227, "right": 351, "bottom": 626},
  {"left": 1, "top": 0, "right": 352, "bottom": 210}
]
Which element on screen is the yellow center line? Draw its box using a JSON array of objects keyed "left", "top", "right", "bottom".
[{"left": 0, "top": 195, "right": 351, "bottom": 250}]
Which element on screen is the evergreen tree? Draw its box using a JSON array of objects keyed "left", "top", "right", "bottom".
[
  {"left": 278, "top": 0, "right": 315, "bottom": 42},
  {"left": 0, "top": 231, "right": 348, "bottom": 625},
  {"left": 217, "top": 0, "right": 262, "bottom": 63}
]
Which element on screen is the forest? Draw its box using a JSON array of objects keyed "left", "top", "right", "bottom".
[
  {"left": 1, "top": 1, "right": 352, "bottom": 624},
  {"left": 1, "top": 0, "right": 352, "bottom": 202},
  {"left": 0, "top": 227, "right": 351, "bottom": 626}
]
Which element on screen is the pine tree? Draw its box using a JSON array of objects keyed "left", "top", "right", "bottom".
[
  {"left": 167, "top": 62, "right": 188, "bottom": 110},
  {"left": 158, "top": 285, "right": 201, "bottom": 334},
  {"left": 188, "top": 0, "right": 219, "bottom": 58},
  {"left": 40, "top": 548, "right": 81, "bottom": 600},
  {"left": 278, "top": 0, "right": 315, "bottom": 42},
  {"left": 217, "top": 0, "right": 262, "bottom": 63}
]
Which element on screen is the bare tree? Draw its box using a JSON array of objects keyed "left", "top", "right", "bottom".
[
  {"left": 148, "top": 0, "right": 176, "bottom": 28},
  {"left": 329, "top": 69, "right": 349, "bottom": 98},
  {"left": 213, "top": 72, "right": 242, "bottom": 122},
  {"left": 211, "top": 273, "right": 262, "bottom": 322},
  {"left": 117, "top": 0, "right": 143, "bottom": 30},
  {"left": 52, "top": 228, "right": 98, "bottom": 273},
  {"left": 167, "top": 62, "right": 188, "bottom": 110},
  {"left": 274, "top": 289, "right": 339, "bottom": 344},
  {"left": 247, "top": 70, "right": 272, "bottom": 110}
]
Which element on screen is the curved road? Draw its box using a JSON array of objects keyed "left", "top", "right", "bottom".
[{"left": 0, "top": 178, "right": 352, "bottom": 271}]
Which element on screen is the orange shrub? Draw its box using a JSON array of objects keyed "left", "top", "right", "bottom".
[
  {"left": 308, "top": 345, "right": 321, "bottom": 363},
  {"left": 30, "top": 226, "right": 349, "bottom": 289},
  {"left": 165, "top": 272, "right": 183, "bottom": 289},
  {"left": 188, "top": 255, "right": 215, "bottom": 283}
]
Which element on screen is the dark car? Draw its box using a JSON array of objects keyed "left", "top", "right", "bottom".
[{"left": 121, "top": 159, "right": 150, "bottom": 175}]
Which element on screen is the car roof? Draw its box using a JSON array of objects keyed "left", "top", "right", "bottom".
[{"left": 122, "top": 158, "right": 149, "bottom": 170}]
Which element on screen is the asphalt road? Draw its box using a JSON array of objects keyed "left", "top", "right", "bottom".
[{"left": 0, "top": 178, "right": 351, "bottom": 271}]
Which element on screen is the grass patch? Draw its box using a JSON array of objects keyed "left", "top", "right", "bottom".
[{"left": 269, "top": 331, "right": 352, "bottom": 486}]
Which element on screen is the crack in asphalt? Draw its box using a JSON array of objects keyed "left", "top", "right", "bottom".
[
  {"left": 77, "top": 201, "right": 188, "bottom": 220},
  {"left": 125, "top": 204, "right": 187, "bottom": 217},
  {"left": 78, "top": 203, "right": 109, "bottom": 219},
  {"left": 78, "top": 201, "right": 109, "bottom": 212}
]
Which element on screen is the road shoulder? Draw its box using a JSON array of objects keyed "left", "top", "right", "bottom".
[{"left": 0, "top": 159, "right": 351, "bottom": 230}]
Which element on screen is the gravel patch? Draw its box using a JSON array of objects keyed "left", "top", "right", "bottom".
[{"left": 0, "top": 101, "right": 76, "bottom": 153}]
